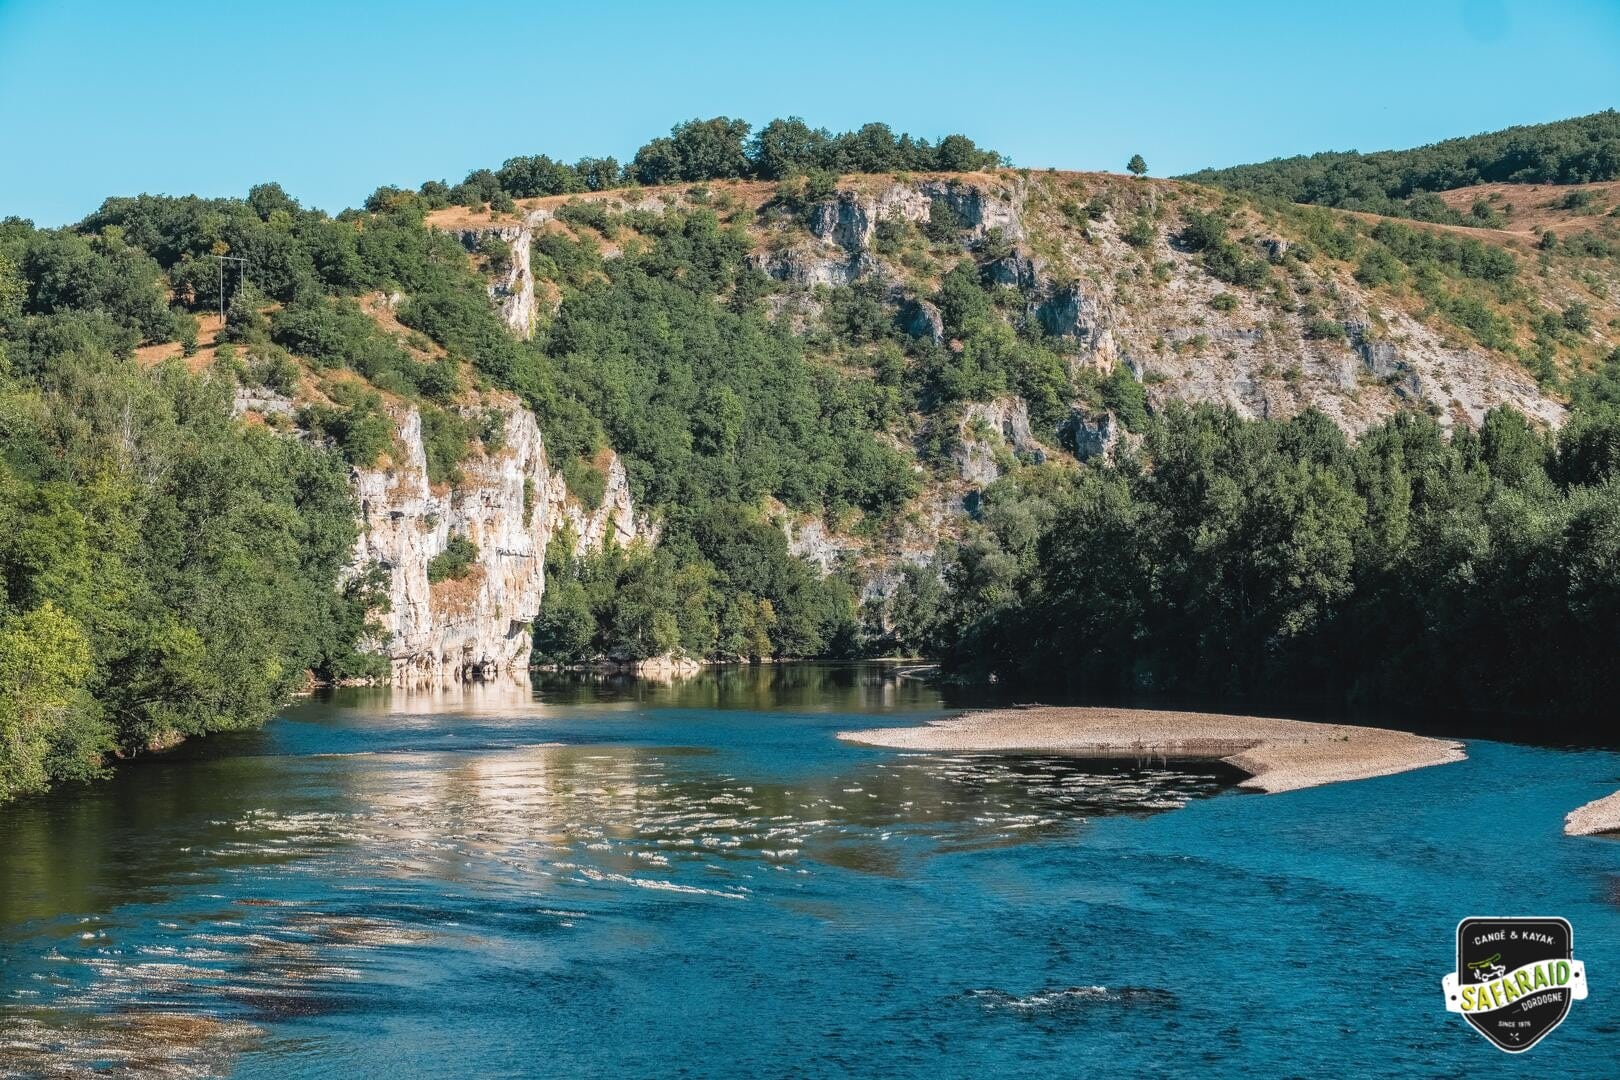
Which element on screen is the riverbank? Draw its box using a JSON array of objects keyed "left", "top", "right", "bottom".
[
  {"left": 1565, "top": 790, "right": 1620, "bottom": 836},
  {"left": 838, "top": 706, "right": 1467, "bottom": 793}
]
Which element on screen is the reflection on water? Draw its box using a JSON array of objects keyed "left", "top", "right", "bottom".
[
  {"left": 531, "top": 660, "right": 945, "bottom": 711},
  {"left": 0, "top": 665, "right": 1230, "bottom": 1078},
  {"left": 6, "top": 666, "right": 1620, "bottom": 1078}
]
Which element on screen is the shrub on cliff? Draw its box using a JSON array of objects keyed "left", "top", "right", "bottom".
[{"left": 427, "top": 535, "right": 479, "bottom": 584}]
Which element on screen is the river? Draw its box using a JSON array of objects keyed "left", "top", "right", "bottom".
[{"left": 1, "top": 664, "right": 1616, "bottom": 1076}]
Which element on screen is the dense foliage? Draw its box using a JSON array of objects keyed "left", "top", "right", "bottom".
[
  {"left": 0, "top": 188, "right": 430, "bottom": 799},
  {"left": 533, "top": 520, "right": 864, "bottom": 666},
  {"left": 400, "top": 117, "right": 1001, "bottom": 209},
  {"left": 898, "top": 375, "right": 1620, "bottom": 719},
  {"left": 0, "top": 343, "right": 386, "bottom": 801},
  {"left": 2, "top": 119, "right": 965, "bottom": 690},
  {"left": 1182, "top": 110, "right": 1620, "bottom": 221},
  {"left": 522, "top": 207, "right": 922, "bottom": 662}
]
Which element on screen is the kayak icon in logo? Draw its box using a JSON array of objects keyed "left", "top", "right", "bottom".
[{"left": 1442, "top": 917, "right": 1587, "bottom": 1052}]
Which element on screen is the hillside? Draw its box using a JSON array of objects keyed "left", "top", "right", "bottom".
[
  {"left": 6, "top": 116, "right": 1620, "bottom": 802},
  {"left": 1180, "top": 108, "right": 1620, "bottom": 216},
  {"left": 428, "top": 168, "right": 1597, "bottom": 432}
]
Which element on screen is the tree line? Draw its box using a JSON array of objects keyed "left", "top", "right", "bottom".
[
  {"left": 1182, "top": 109, "right": 1620, "bottom": 221},
  {"left": 374, "top": 117, "right": 1003, "bottom": 212},
  {"left": 884, "top": 363, "right": 1620, "bottom": 722},
  {"left": 0, "top": 324, "right": 386, "bottom": 803}
]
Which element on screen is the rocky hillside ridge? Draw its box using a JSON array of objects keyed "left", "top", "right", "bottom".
[
  {"left": 433, "top": 171, "right": 1593, "bottom": 436},
  {"left": 427, "top": 170, "right": 1610, "bottom": 599},
  {"left": 434, "top": 186, "right": 759, "bottom": 338}
]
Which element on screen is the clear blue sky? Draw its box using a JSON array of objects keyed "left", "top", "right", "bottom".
[{"left": 1, "top": 0, "right": 1616, "bottom": 226}]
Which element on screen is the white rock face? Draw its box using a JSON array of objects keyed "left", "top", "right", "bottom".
[
  {"left": 349, "top": 395, "right": 646, "bottom": 684},
  {"left": 953, "top": 397, "right": 1045, "bottom": 485},
  {"left": 443, "top": 225, "right": 534, "bottom": 337},
  {"left": 756, "top": 178, "right": 1025, "bottom": 290},
  {"left": 917, "top": 178, "right": 1024, "bottom": 240},
  {"left": 783, "top": 517, "right": 860, "bottom": 574}
]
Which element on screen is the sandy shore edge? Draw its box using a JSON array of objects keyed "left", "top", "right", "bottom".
[
  {"left": 1565, "top": 790, "right": 1620, "bottom": 836},
  {"left": 838, "top": 706, "right": 1466, "bottom": 794}
]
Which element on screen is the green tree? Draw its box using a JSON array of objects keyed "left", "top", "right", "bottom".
[{"left": 0, "top": 602, "right": 98, "bottom": 801}]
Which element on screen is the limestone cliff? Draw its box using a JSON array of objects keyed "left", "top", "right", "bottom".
[
  {"left": 766, "top": 173, "right": 1559, "bottom": 434},
  {"left": 348, "top": 394, "right": 644, "bottom": 683}
]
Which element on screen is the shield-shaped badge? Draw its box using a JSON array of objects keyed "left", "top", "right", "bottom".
[{"left": 1442, "top": 917, "right": 1588, "bottom": 1052}]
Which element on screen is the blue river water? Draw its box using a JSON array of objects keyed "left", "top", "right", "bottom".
[{"left": 1, "top": 664, "right": 1617, "bottom": 1077}]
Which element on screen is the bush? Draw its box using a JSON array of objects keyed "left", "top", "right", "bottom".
[
  {"left": 924, "top": 197, "right": 967, "bottom": 242},
  {"left": 1369, "top": 220, "right": 1516, "bottom": 282},
  {"left": 1100, "top": 364, "right": 1149, "bottom": 432},
  {"left": 1122, "top": 218, "right": 1157, "bottom": 248},
  {"left": 1178, "top": 211, "right": 1228, "bottom": 252},
  {"left": 420, "top": 406, "right": 471, "bottom": 486},
  {"left": 1558, "top": 189, "right": 1596, "bottom": 211},
  {"left": 427, "top": 535, "right": 479, "bottom": 583},
  {"left": 1201, "top": 240, "right": 1269, "bottom": 287},
  {"left": 555, "top": 199, "right": 616, "bottom": 235},
  {"left": 561, "top": 456, "right": 608, "bottom": 510},
  {"left": 250, "top": 349, "right": 301, "bottom": 393},
  {"left": 1355, "top": 248, "right": 1403, "bottom": 287}
]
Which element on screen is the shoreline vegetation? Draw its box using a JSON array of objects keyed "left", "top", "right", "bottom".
[{"left": 838, "top": 705, "right": 1467, "bottom": 794}]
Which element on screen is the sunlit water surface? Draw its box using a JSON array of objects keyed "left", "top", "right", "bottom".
[{"left": 2, "top": 664, "right": 1617, "bottom": 1077}]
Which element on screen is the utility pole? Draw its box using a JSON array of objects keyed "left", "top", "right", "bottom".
[{"left": 210, "top": 254, "right": 247, "bottom": 325}]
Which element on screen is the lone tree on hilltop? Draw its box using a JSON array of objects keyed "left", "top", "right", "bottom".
[{"left": 1127, "top": 154, "right": 1148, "bottom": 177}]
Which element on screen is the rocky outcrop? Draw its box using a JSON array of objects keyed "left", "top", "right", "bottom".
[
  {"left": 349, "top": 395, "right": 647, "bottom": 684},
  {"left": 917, "top": 179, "right": 1023, "bottom": 240},
  {"left": 444, "top": 225, "right": 535, "bottom": 338},
  {"left": 985, "top": 249, "right": 1040, "bottom": 289},
  {"left": 1259, "top": 238, "right": 1289, "bottom": 263},
  {"left": 750, "top": 247, "right": 877, "bottom": 287},
  {"left": 807, "top": 184, "right": 929, "bottom": 251},
  {"left": 783, "top": 517, "right": 860, "bottom": 574},
  {"left": 563, "top": 453, "right": 641, "bottom": 551},
  {"left": 1063, "top": 408, "right": 1120, "bottom": 463},
  {"left": 1346, "top": 320, "right": 1422, "bottom": 398},
  {"left": 900, "top": 298, "right": 945, "bottom": 344},
  {"left": 953, "top": 397, "right": 1045, "bottom": 485},
  {"left": 760, "top": 178, "right": 1024, "bottom": 288},
  {"left": 232, "top": 386, "right": 295, "bottom": 417},
  {"left": 1034, "top": 282, "right": 1120, "bottom": 369}
]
